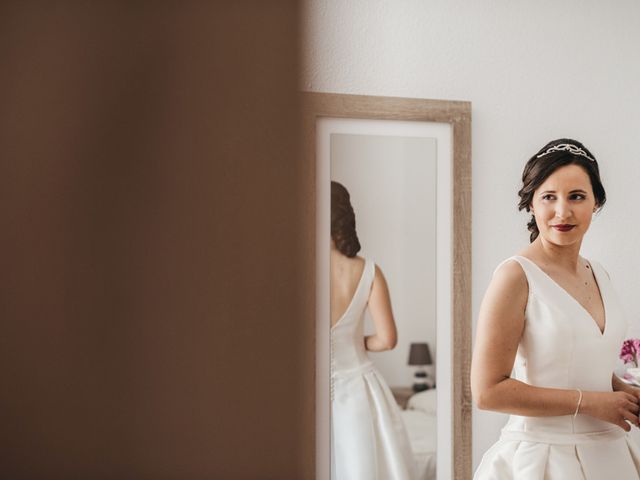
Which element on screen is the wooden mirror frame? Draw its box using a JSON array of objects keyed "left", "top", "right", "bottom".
[{"left": 301, "top": 92, "right": 472, "bottom": 479}]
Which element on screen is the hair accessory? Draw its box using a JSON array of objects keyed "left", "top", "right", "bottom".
[
  {"left": 536, "top": 143, "right": 595, "bottom": 162},
  {"left": 573, "top": 388, "right": 583, "bottom": 418}
]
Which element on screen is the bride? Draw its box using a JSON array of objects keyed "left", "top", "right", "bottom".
[
  {"left": 330, "top": 181, "right": 416, "bottom": 479},
  {"left": 471, "top": 139, "right": 640, "bottom": 479}
]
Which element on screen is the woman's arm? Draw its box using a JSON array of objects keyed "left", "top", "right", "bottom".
[
  {"left": 471, "top": 260, "right": 639, "bottom": 430},
  {"left": 365, "top": 265, "right": 397, "bottom": 352}
]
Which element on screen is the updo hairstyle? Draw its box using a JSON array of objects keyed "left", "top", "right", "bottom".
[
  {"left": 331, "top": 181, "right": 361, "bottom": 257},
  {"left": 517, "top": 138, "right": 606, "bottom": 243}
]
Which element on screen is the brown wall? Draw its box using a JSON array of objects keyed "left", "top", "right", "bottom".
[{"left": 0, "top": 2, "right": 312, "bottom": 478}]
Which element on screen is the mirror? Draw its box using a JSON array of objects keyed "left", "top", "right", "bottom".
[
  {"left": 331, "top": 130, "right": 438, "bottom": 479},
  {"left": 303, "top": 92, "right": 471, "bottom": 480}
]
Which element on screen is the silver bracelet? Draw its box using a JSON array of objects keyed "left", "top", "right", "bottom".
[{"left": 573, "top": 389, "right": 583, "bottom": 418}]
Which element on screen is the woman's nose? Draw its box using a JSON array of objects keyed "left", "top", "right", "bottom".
[{"left": 555, "top": 199, "right": 572, "bottom": 220}]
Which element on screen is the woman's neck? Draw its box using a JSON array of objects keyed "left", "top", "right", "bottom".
[{"left": 534, "top": 237, "right": 583, "bottom": 273}]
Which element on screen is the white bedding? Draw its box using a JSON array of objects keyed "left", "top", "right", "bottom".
[{"left": 400, "top": 389, "right": 437, "bottom": 480}]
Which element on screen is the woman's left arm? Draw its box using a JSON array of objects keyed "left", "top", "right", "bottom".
[{"left": 365, "top": 265, "right": 398, "bottom": 352}]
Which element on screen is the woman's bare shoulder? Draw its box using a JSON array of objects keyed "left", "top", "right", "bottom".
[
  {"left": 333, "top": 253, "right": 365, "bottom": 269},
  {"left": 491, "top": 257, "right": 528, "bottom": 296},
  {"left": 478, "top": 258, "right": 529, "bottom": 327},
  {"left": 350, "top": 255, "right": 366, "bottom": 268}
]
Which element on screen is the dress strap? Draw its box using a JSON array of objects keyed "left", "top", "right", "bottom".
[
  {"left": 588, "top": 259, "right": 610, "bottom": 281},
  {"left": 350, "top": 258, "right": 376, "bottom": 311},
  {"left": 364, "top": 258, "right": 375, "bottom": 287}
]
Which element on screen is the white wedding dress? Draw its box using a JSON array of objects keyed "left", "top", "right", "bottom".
[
  {"left": 475, "top": 256, "right": 640, "bottom": 479},
  {"left": 331, "top": 258, "right": 417, "bottom": 480}
]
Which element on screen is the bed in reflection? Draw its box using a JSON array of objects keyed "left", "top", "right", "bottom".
[{"left": 400, "top": 389, "right": 437, "bottom": 480}]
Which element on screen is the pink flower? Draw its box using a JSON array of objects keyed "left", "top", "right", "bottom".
[
  {"left": 620, "top": 339, "right": 639, "bottom": 366},
  {"left": 621, "top": 353, "right": 636, "bottom": 364}
]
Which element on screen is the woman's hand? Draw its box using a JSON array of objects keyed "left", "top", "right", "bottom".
[
  {"left": 581, "top": 391, "right": 640, "bottom": 431},
  {"left": 626, "top": 386, "right": 640, "bottom": 403},
  {"left": 621, "top": 385, "right": 640, "bottom": 414}
]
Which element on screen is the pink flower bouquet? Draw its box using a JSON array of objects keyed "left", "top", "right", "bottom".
[{"left": 620, "top": 338, "right": 640, "bottom": 368}]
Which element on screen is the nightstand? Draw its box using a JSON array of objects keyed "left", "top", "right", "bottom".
[{"left": 390, "top": 386, "right": 415, "bottom": 410}]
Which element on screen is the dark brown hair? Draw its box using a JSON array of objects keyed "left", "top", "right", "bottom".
[
  {"left": 331, "top": 181, "right": 361, "bottom": 257},
  {"left": 518, "top": 138, "right": 606, "bottom": 243}
]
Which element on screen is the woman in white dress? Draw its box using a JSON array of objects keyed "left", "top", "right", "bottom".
[
  {"left": 471, "top": 138, "right": 640, "bottom": 479},
  {"left": 330, "top": 181, "right": 416, "bottom": 480}
]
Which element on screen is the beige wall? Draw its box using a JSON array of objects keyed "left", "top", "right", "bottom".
[{"left": 0, "top": 2, "right": 312, "bottom": 478}]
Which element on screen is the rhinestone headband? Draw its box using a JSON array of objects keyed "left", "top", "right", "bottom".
[{"left": 536, "top": 143, "right": 595, "bottom": 162}]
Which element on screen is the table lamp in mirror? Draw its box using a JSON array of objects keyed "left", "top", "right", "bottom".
[{"left": 408, "top": 342, "right": 433, "bottom": 392}]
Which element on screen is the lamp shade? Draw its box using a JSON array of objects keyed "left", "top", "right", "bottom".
[{"left": 408, "top": 342, "right": 432, "bottom": 366}]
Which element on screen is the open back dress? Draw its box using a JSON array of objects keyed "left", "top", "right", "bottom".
[{"left": 331, "top": 258, "right": 417, "bottom": 480}]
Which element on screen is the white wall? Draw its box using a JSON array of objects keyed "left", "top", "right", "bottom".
[{"left": 303, "top": 0, "right": 640, "bottom": 469}]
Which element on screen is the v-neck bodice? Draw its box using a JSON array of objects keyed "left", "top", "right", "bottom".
[
  {"left": 514, "top": 255, "right": 607, "bottom": 336},
  {"left": 497, "top": 255, "right": 628, "bottom": 436}
]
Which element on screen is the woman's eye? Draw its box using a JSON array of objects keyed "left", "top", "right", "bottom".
[
  {"left": 570, "top": 194, "right": 586, "bottom": 200},
  {"left": 542, "top": 194, "right": 555, "bottom": 201}
]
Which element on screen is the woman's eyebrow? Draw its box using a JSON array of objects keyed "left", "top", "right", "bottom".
[{"left": 538, "top": 188, "right": 588, "bottom": 195}]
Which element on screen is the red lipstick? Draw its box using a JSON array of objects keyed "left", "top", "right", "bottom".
[{"left": 552, "top": 224, "right": 575, "bottom": 232}]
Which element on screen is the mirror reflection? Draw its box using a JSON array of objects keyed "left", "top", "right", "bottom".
[{"left": 330, "top": 133, "right": 437, "bottom": 480}]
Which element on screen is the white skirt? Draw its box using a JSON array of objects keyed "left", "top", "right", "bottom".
[
  {"left": 474, "top": 428, "right": 640, "bottom": 479},
  {"left": 331, "top": 364, "right": 417, "bottom": 480}
]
